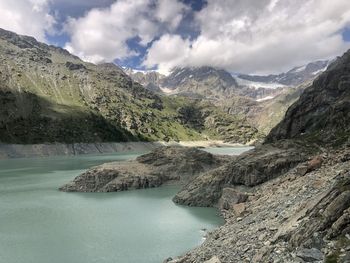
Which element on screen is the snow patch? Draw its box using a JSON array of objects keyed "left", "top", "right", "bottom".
[
  {"left": 123, "top": 67, "right": 168, "bottom": 76},
  {"left": 312, "top": 66, "right": 328, "bottom": 75},
  {"left": 236, "top": 77, "right": 286, "bottom": 89},
  {"left": 290, "top": 65, "right": 306, "bottom": 73},
  {"left": 256, "top": 96, "right": 274, "bottom": 102},
  {"left": 160, "top": 87, "right": 176, "bottom": 94}
]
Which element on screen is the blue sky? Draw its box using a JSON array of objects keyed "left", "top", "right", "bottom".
[
  {"left": 0, "top": 0, "right": 349, "bottom": 74},
  {"left": 343, "top": 27, "right": 350, "bottom": 42},
  {"left": 46, "top": 0, "right": 207, "bottom": 70}
]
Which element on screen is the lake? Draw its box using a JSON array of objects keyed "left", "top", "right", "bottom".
[{"left": 0, "top": 147, "right": 250, "bottom": 263}]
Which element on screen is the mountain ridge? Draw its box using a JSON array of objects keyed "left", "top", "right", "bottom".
[{"left": 0, "top": 28, "right": 260, "bottom": 144}]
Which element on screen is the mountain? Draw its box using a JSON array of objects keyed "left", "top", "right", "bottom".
[
  {"left": 126, "top": 66, "right": 289, "bottom": 101},
  {"left": 266, "top": 54, "right": 350, "bottom": 145},
  {"left": 126, "top": 61, "right": 329, "bottom": 101},
  {"left": 124, "top": 64, "right": 322, "bottom": 136},
  {"left": 219, "top": 86, "right": 303, "bottom": 135},
  {"left": 124, "top": 68, "right": 165, "bottom": 93},
  {"left": 0, "top": 28, "right": 259, "bottom": 144},
  {"left": 238, "top": 60, "right": 330, "bottom": 86},
  {"left": 161, "top": 66, "right": 239, "bottom": 99}
]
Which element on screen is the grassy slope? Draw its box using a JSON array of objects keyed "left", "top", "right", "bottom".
[{"left": 0, "top": 29, "right": 259, "bottom": 144}]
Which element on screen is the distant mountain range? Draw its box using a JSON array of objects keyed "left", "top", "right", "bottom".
[
  {"left": 126, "top": 60, "right": 329, "bottom": 101},
  {"left": 237, "top": 60, "right": 330, "bottom": 86},
  {"left": 125, "top": 60, "right": 330, "bottom": 135}
]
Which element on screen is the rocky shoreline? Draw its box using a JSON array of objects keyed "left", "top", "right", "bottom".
[
  {"left": 167, "top": 147, "right": 350, "bottom": 263},
  {"left": 0, "top": 142, "right": 161, "bottom": 159},
  {"left": 0, "top": 140, "right": 240, "bottom": 159}
]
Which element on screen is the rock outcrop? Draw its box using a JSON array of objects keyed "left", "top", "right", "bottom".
[
  {"left": 173, "top": 140, "right": 314, "bottom": 206},
  {"left": 59, "top": 146, "right": 229, "bottom": 192},
  {"left": 266, "top": 50, "right": 350, "bottom": 145},
  {"left": 168, "top": 147, "right": 350, "bottom": 263}
]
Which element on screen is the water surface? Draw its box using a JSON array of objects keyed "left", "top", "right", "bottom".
[{"left": 0, "top": 147, "right": 249, "bottom": 263}]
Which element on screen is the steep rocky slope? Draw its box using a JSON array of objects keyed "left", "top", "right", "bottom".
[
  {"left": 124, "top": 68, "right": 165, "bottom": 93},
  {"left": 0, "top": 28, "right": 259, "bottom": 144},
  {"left": 168, "top": 147, "right": 350, "bottom": 263},
  {"left": 220, "top": 85, "right": 306, "bottom": 135},
  {"left": 161, "top": 67, "right": 239, "bottom": 99},
  {"left": 266, "top": 53, "right": 350, "bottom": 146}
]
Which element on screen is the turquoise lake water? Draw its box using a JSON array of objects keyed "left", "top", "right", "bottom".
[{"left": 0, "top": 147, "right": 250, "bottom": 263}]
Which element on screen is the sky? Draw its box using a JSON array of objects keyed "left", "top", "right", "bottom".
[{"left": 0, "top": 0, "right": 350, "bottom": 75}]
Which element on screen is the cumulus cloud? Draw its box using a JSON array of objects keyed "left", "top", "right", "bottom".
[
  {"left": 64, "top": 0, "right": 189, "bottom": 64},
  {"left": 143, "top": 34, "right": 191, "bottom": 74},
  {"left": 0, "top": 0, "right": 55, "bottom": 41},
  {"left": 144, "top": 0, "right": 350, "bottom": 74},
  {"left": 155, "top": 0, "right": 189, "bottom": 30}
]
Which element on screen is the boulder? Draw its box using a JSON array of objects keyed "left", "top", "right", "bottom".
[
  {"left": 232, "top": 203, "right": 246, "bottom": 216},
  {"left": 296, "top": 248, "right": 323, "bottom": 262},
  {"left": 307, "top": 156, "right": 323, "bottom": 172},
  {"left": 204, "top": 256, "right": 221, "bottom": 263},
  {"left": 218, "top": 187, "right": 249, "bottom": 210}
]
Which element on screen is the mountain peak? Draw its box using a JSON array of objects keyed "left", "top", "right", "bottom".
[{"left": 238, "top": 60, "right": 330, "bottom": 86}]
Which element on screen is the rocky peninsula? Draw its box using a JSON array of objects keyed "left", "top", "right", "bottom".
[{"left": 60, "top": 146, "right": 230, "bottom": 192}]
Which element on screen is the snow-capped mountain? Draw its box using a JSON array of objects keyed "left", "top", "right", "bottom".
[
  {"left": 123, "top": 67, "right": 166, "bottom": 93},
  {"left": 238, "top": 60, "right": 330, "bottom": 87},
  {"left": 124, "top": 60, "right": 330, "bottom": 101}
]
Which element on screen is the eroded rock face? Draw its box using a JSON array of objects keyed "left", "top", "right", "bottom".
[
  {"left": 59, "top": 146, "right": 229, "bottom": 192},
  {"left": 289, "top": 173, "right": 350, "bottom": 248},
  {"left": 168, "top": 148, "right": 350, "bottom": 263},
  {"left": 218, "top": 187, "right": 249, "bottom": 210},
  {"left": 173, "top": 140, "right": 313, "bottom": 206},
  {"left": 266, "top": 50, "right": 350, "bottom": 145}
]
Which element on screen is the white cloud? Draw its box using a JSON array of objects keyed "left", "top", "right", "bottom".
[
  {"left": 64, "top": 0, "right": 189, "bottom": 64},
  {"left": 0, "top": 0, "right": 55, "bottom": 41},
  {"left": 64, "top": 0, "right": 156, "bottom": 63},
  {"left": 155, "top": 0, "right": 189, "bottom": 30},
  {"left": 145, "top": 0, "right": 350, "bottom": 74},
  {"left": 143, "top": 34, "right": 191, "bottom": 74}
]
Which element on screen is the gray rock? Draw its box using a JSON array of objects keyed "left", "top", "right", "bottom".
[
  {"left": 173, "top": 140, "right": 311, "bottom": 206},
  {"left": 296, "top": 248, "right": 323, "bottom": 262},
  {"left": 204, "top": 256, "right": 221, "bottom": 263},
  {"left": 218, "top": 187, "right": 249, "bottom": 210}
]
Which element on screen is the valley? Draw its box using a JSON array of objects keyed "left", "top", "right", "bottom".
[{"left": 0, "top": 3, "right": 349, "bottom": 262}]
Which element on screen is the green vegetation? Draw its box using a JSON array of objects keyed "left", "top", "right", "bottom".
[{"left": 0, "top": 28, "right": 259, "bottom": 144}]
